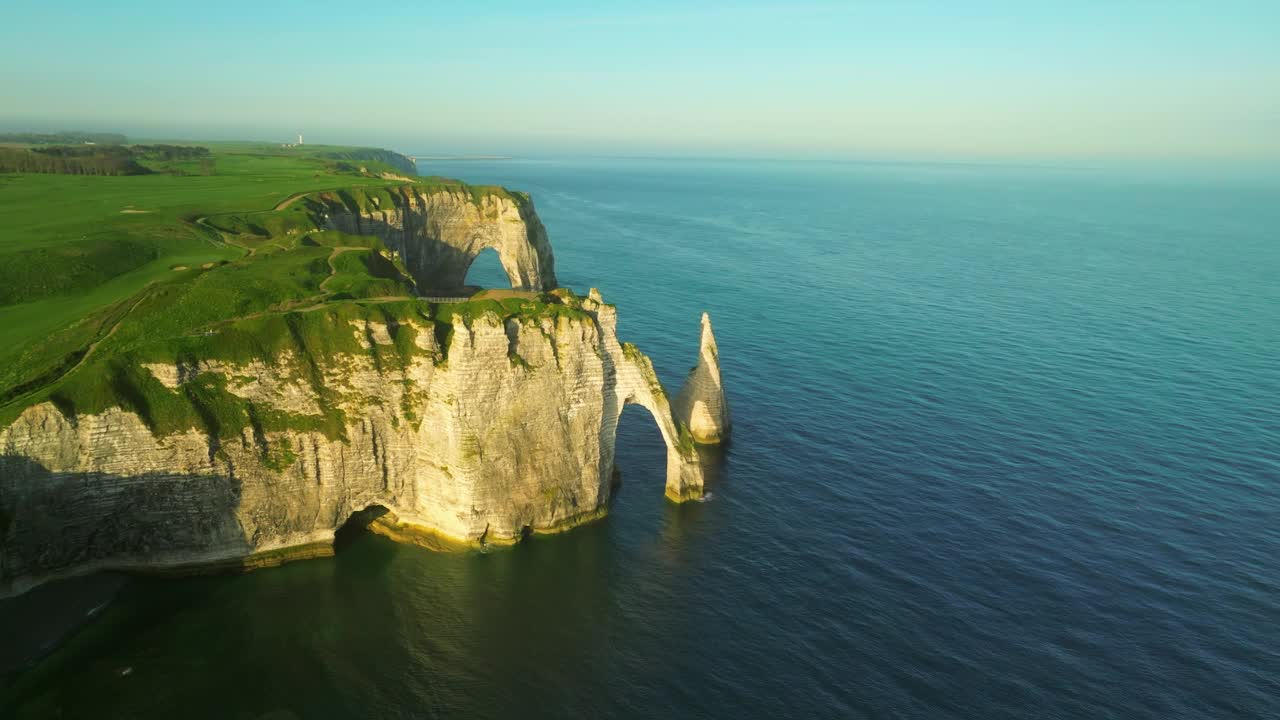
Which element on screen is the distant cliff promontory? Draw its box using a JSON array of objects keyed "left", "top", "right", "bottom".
[{"left": 316, "top": 148, "right": 418, "bottom": 177}]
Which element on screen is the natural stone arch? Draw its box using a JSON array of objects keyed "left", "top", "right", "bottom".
[
  {"left": 589, "top": 295, "right": 705, "bottom": 502},
  {"left": 333, "top": 503, "right": 391, "bottom": 549},
  {"left": 607, "top": 391, "right": 680, "bottom": 481},
  {"left": 610, "top": 390, "right": 704, "bottom": 503},
  {"left": 461, "top": 246, "right": 510, "bottom": 289},
  {"left": 319, "top": 188, "right": 557, "bottom": 293}
]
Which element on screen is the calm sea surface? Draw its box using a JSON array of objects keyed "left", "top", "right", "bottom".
[{"left": 2, "top": 158, "right": 1278, "bottom": 718}]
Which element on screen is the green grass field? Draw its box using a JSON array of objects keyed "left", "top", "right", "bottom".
[
  {"left": 0, "top": 140, "right": 582, "bottom": 445},
  {"left": 0, "top": 144, "right": 412, "bottom": 350}
]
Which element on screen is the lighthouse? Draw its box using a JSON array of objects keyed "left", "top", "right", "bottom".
[{"left": 298, "top": 133, "right": 304, "bottom": 145}]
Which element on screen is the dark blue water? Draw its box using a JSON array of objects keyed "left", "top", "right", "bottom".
[{"left": 3, "top": 158, "right": 1278, "bottom": 718}]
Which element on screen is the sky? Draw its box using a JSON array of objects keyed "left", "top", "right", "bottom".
[{"left": 1, "top": 0, "right": 1277, "bottom": 161}]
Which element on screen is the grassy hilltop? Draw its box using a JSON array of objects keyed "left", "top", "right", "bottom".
[
  {"left": 0, "top": 142, "right": 413, "bottom": 347},
  {"left": 0, "top": 139, "right": 585, "bottom": 437}
]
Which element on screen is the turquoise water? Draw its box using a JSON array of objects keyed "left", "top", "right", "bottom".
[{"left": 2, "top": 158, "right": 1278, "bottom": 718}]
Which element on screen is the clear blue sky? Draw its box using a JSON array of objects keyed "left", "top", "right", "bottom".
[{"left": 1, "top": 0, "right": 1277, "bottom": 160}]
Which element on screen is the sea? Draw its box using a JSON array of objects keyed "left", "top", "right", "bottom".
[{"left": 1, "top": 157, "right": 1277, "bottom": 718}]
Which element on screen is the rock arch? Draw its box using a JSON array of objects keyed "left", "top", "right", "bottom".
[
  {"left": 589, "top": 293, "right": 706, "bottom": 502},
  {"left": 614, "top": 387, "right": 706, "bottom": 503},
  {"left": 461, "top": 247, "right": 509, "bottom": 288},
  {"left": 334, "top": 503, "right": 391, "bottom": 548},
  {"left": 319, "top": 188, "right": 557, "bottom": 292}
]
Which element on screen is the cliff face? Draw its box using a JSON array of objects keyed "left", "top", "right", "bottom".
[
  {"left": 0, "top": 292, "right": 711, "bottom": 597},
  {"left": 320, "top": 189, "right": 557, "bottom": 292}
]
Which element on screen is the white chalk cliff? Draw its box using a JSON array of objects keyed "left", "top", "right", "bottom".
[
  {"left": 315, "top": 188, "right": 557, "bottom": 292},
  {"left": 0, "top": 189, "right": 728, "bottom": 598}
]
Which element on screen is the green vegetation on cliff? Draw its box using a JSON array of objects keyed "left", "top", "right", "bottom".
[
  {"left": 0, "top": 145, "right": 585, "bottom": 442},
  {"left": 297, "top": 179, "right": 530, "bottom": 217},
  {"left": 3, "top": 264, "right": 590, "bottom": 440},
  {"left": 314, "top": 148, "right": 418, "bottom": 177},
  {"left": 0, "top": 143, "right": 411, "bottom": 354}
]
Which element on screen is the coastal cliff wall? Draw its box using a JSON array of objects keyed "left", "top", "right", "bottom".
[
  {"left": 316, "top": 189, "right": 557, "bottom": 292},
  {"left": 0, "top": 293, "right": 711, "bottom": 597}
]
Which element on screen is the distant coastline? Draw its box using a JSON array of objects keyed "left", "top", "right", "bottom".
[{"left": 413, "top": 155, "right": 512, "bottom": 161}]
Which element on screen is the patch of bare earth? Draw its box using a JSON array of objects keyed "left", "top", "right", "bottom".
[{"left": 471, "top": 288, "right": 539, "bottom": 300}]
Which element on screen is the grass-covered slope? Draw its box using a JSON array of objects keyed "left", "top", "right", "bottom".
[
  {"left": 0, "top": 143, "right": 416, "bottom": 355},
  {"left": 0, "top": 146, "right": 587, "bottom": 441}
]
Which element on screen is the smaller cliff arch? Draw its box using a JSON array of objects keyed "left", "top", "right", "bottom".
[
  {"left": 617, "top": 392, "right": 677, "bottom": 458},
  {"left": 428, "top": 196, "right": 555, "bottom": 291},
  {"left": 583, "top": 292, "right": 708, "bottom": 503},
  {"left": 334, "top": 504, "right": 390, "bottom": 550},
  {"left": 610, "top": 401, "right": 670, "bottom": 488},
  {"left": 319, "top": 187, "right": 558, "bottom": 294},
  {"left": 462, "top": 247, "right": 510, "bottom": 289},
  {"left": 598, "top": 348, "right": 705, "bottom": 502}
]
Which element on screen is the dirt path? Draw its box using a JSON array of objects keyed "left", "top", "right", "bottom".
[
  {"left": 318, "top": 246, "right": 360, "bottom": 293},
  {"left": 203, "top": 246, "right": 415, "bottom": 323},
  {"left": 0, "top": 288, "right": 154, "bottom": 412},
  {"left": 192, "top": 215, "right": 248, "bottom": 254},
  {"left": 272, "top": 191, "right": 310, "bottom": 211},
  {"left": 68, "top": 293, "right": 150, "bottom": 373}
]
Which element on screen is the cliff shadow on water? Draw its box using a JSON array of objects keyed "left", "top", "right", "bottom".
[
  {"left": 0, "top": 454, "right": 251, "bottom": 682},
  {"left": 0, "top": 455, "right": 255, "bottom": 598},
  {"left": 0, "top": 571, "right": 128, "bottom": 688},
  {"left": 692, "top": 443, "right": 729, "bottom": 492}
]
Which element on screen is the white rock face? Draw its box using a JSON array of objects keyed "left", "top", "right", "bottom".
[
  {"left": 322, "top": 189, "right": 557, "bottom": 292},
  {"left": 673, "top": 313, "right": 731, "bottom": 444},
  {"left": 0, "top": 293, "right": 706, "bottom": 597}
]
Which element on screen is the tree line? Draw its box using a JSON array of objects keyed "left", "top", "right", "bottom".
[
  {"left": 131, "top": 144, "right": 211, "bottom": 161},
  {"left": 0, "top": 147, "right": 151, "bottom": 176},
  {"left": 0, "top": 144, "right": 214, "bottom": 176},
  {"left": 0, "top": 131, "right": 128, "bottom": 145}
]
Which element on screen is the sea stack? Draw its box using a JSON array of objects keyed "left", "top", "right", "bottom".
[{"left": 673, "top": 313, "right": 731, "bottom": 444}]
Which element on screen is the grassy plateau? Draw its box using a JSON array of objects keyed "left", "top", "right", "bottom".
[{"left": 0, "top": 140, "right": 584, "bottom": 440}]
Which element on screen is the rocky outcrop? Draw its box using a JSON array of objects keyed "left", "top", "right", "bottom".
[
  {"left": 320, "top": 189, "right": 557, "bottom": 292},
  {"left": 673, "top": 313, "right": 731, "bottom": 444},
  {"left": 0, "top": 291, "right": 709, "bottom": 597}
]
